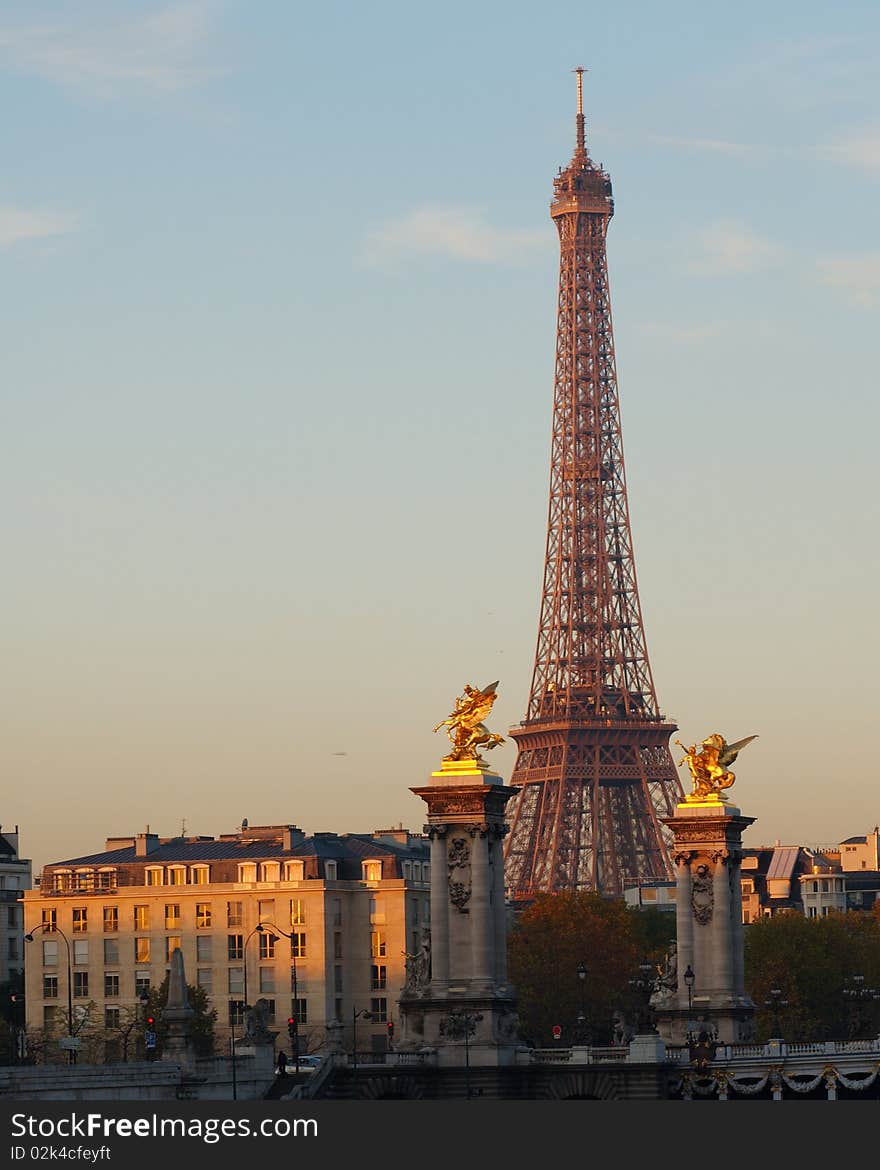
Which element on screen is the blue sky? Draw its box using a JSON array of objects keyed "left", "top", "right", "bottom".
[{"left": 1, "top": 1, "right": 878, "bottom": 870}]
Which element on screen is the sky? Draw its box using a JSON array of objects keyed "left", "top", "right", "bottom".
[{"left": 1, "top": 0, "right": 878, "bottom": 874}]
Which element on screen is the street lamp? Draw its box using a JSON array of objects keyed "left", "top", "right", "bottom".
[
  {"left": 576, "top": 962, "right": 588, "bottom": 1043},
  {"left": 442, "top": 1010, "right": 483, "bottom": 1099},
  {"left": 628, "top": 958, "right": 656, "bottom": 1033},
  {"left": 843, "top": 974, "right": 879, "bottom": 1039},
  {"left": 683, "top": 964, "right": 695, "bottom": 1013},
  {"left": 25, "top": 923, "right": 75, "bottom": 1064},
  {"left": 247, "top": 922, "right": 300, "bottom": 1073},
  {"left": 352, "top": 1007, "right": 372, "bottom": 1082},
  {"left": 763, "top": 987, "right": 788, "bottom": 1038}
]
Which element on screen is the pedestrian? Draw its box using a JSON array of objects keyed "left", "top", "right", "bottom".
[{"left": 276, "top": 1050, "right": 288, "bottom": 1076}]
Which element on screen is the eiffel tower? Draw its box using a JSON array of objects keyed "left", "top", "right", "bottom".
[{"left": 503, "top": 70, "right": 683, "bottom": 898}]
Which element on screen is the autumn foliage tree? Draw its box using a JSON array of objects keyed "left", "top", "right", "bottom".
[
  {"left": 507, "top": 892, "right": 672, "bottom": 1046},
  {"left": 745, "top": 911, "right": 880, "bottom": 1041}
]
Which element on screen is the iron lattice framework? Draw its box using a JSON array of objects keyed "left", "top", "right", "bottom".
[{"left": 504, "top": 72, "right": 683, "bottom": 899}]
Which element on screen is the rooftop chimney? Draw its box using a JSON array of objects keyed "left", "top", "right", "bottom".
[{"left": 136, "top": 833, "right": 160, "bottom": 856}]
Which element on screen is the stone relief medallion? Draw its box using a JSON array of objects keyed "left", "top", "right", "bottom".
[
  {"left": 447, "top": 837, "right": 472, "bottom": 911},
  {"left": 691, "top": 863, "right": 715, "bottom": 925}
]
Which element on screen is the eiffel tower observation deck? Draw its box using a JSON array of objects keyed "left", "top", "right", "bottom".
[{"left": 504, "top": 70, "right": 684, "bottom": 899}]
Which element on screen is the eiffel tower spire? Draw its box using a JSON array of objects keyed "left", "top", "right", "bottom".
[{"left": 503, "top": 73, "right": 683, "bottom": 898}]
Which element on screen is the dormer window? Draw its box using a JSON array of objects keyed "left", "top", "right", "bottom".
[
  {"left": 323, "top": 861, "right": 337, "bottom": 882},
  {"left": 260, "top": 862, "right": 280, "bottom": 883},
  {"left": 145, "top": 867, "right": 163, "bottom": 887},
  {"left": 362, "top": 861, "right": 382, "bottom": 883},
  {"left": 284, "top": 861, "right": 305, "bottom": 882},
  {"left": 238, "top": 863, "right": 257, "bottom": 883}
]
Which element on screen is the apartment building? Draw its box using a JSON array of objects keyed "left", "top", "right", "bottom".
[
  {"left": 23, "top": 822, "right": 430, "bottom": 1058},
  {"left": 1, "top": 824, "right": 31, "bottom": 989}
]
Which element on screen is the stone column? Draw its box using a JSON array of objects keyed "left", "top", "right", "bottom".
[
  {"left": 428, "top": 826, "right": 449, "bottom": 993},
  {"left": 469, "top": 825, "right": 494, "bottom": 990},
  {"left": 675, "top": 853, "right": 694, "bottom": 1013},
  {"left": 730, "top": 850, "right": 745, "bottom": 997},
  {"left": 713, "top": 853, "right": 733, "bottom": 997},
  {"left": 491, "top": 827, "right": 508, "bottom": 986}
]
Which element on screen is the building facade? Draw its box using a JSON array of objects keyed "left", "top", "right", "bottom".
[
  {"left": 23, "top": 823, "right": 430, "bottom": 1059},
  {"left": 1, "top": 824, "right": 31, "bottom": 989}
]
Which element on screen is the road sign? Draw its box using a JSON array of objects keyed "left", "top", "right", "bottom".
[
  {"left": 59, "top": 1037, "right": 81, "bottom": 1051},
  {"left": 145, "top": 1030, "right": 157, "bottom": 1050},
  {"left": 552, "top": 1025, "right": 562, "bottom": 1040}
]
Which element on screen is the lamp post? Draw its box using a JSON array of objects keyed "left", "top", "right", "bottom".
[
  {"left": 763, "top": 987, "right": 788, "bottom": 1038},
  {"left": 843, "top": 974, "right": 879, "bottom": 1039},
  {"left": 442, "top": 1010, "right": 483, "bottom": 1099},
  {"left": 229, "top": 999, "right": 246, "bottom": 1100},
  {"left": 252, "top": 923, "right": 300, "bottom": 1073},
  {"left": 576, "top": 962, "right": 588, "bottom": 1043},
  {"left": 628, "top": 958, "right": 656, "bottom": 1033},
  {"left": 25, "top": 923, "right": 74, "bottom": 1064},
  {"left": 352, "top": 1007, "right": 372, "bottom": 1083}
]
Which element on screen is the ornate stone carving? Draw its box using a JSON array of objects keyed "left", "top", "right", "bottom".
[
  {"left": 691, "top": 863, "right": 715, "bottom": 925},
  {"left": 447, "top": 837, "right": 472, "bottom": 912}
]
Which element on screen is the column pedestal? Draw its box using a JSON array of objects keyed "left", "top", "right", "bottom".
[{"left": 397, "top": 761, "right": 520, "bottom": 1066}]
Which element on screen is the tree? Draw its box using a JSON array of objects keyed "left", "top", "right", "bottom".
[
  {"left": 507, "top": 892, "right": 650, "bottom": 1045},
  {"left": 143, "top": 978, "right": 217, "bottom": 1057},
  {"left": 745, "top": 911, "right": 880, "bottom": 1041}
]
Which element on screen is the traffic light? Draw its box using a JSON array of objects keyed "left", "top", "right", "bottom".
[
  {"left": 146, "top": 1016, "right": 155, "bottom": 1028},
  {"left": 287, "top": 1016, "right": 296, "bottom": 1041},
  {"left": 386, "top": 1021, "right": 394, "bottom": 1040}
]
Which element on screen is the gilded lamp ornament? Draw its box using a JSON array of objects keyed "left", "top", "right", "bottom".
[
  {"left": 433, "top": 681, "right": 505, "bottom": 766},
  {"left": 675, "top": 733, "right": 758, "bottom": 803}
]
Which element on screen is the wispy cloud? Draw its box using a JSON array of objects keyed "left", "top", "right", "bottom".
[
  {"left": 648, "top": 135, "right": 764, "bottom": 160},
  {"left": 687, "top": 221, "right": 782, "bottom": 276},
  {"left": 0, "top": 206, "right": 77, "bottom": 249},
  {"left": 362, "top": 207, "right": 548, "bottom": 266},
  {"left": 822, "top": 130, "right": 880, "bottom": 174},
  {"left": 0, "top": 1, "right": 217, "bottom": 96},
  {"left": 818, "top": 253, "right": 880, "bottom": 307}
]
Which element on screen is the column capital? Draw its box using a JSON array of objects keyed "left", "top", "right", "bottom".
[
  {"left": 673, "top": 850, "right": 695, "bottom": 867},
  {"left": 424, "top": 824, "right": 449, "bottom": 840}
]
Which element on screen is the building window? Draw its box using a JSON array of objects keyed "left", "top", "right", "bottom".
[
  {"left": 72, "top": 907, "right": 88, "bottom": 933},
  {"left": 146, "top": 868, "right": 163, "bottom": 887},
  {"left": 135, "top": 971, "right": 150, "bottom": 997},
  {"left": 260, "top": 862, "right": 280, "bottom": 883},
  {"left": 284, "top": 861, "right": 305, "bottom": 881},
  {"left": 197, "top": 969, "right": 213, "bottom": 992},
  {"left": 41, "top": 908, "right": 57, "bottom": 932},
  {"left": 332, "top": 899, "right": 342, "bottom": 926},
  {"left": 334, "top": 933, "right": 342, "bottom": 959},
  {"left": 290, "top": 933, "right": 306, "bottom": 959},
  {"left": 259, "top": 933, "right": 276, "bottom": 960},
  {"left": 96, "top": 870, "right": 117, "bottom": 890},
  {"left": 135, "top": 938, "right": 150, "bottom": 963},
  {"left": 228, "top": 968, "right": 244, "bottom": 996},
  {"left": 370, "top": 931, "right": 386, "bottom": 958},
  {"left": 134, "top": 905, "right": 149, "bottom": 931},
  {"left": 362, "top": 861, "right": 382, "bottom": 882},
  {"left": 371, "top": 964, "right": 387, "bottom": 991},
  {"left": 412, "top": 863, "right": 422, "bottom": 881},
  {"left": 370, "top": 897, "right": 386, "bottom": 924},
  {"left": 104, "top": 939, "right": 120, "bottom": 965},
  {"left": 43, "top": 1006, "right": 59, "bottom": 1030},
  {"left": 743, "top": 911, "right": 751, "bottom": 924},
  {"left": 334, "top": 966, "right": 343, "bottom": 993},
  {"left": 291, "top": 998, "right": 307, "bottom": 1025},
  {"left": 227, "top": 901, "right": 243, "bottom": 927},
  {"left": 238, "top": 863, "right": 257, "bottom": 883},
  {"left": 370, "top": 997, "right": 387, "bottom": 1022},
  {"left": 290, "top": 899, "right": 305, "bottom": 926},
  {"left": 104, "top": 973, "right": 120, "bottom": 998},
  {"left": 43, "top": 975, "right": 58, "bottom": 999},
  {"left": 822, "top": 880, "right": 829, "bottom": 893},
  {"left": 104, "top": 1007, "right": 120, "bottom": 1030},
  {"left": 73, "top": 972, "right": 89, "bottom": 998},
  {"left": 335, "top": 998, "right": 343, "bottom": 1021},
  {"left": 324, "top": 861, "right": 337, "bottom": 881},
  {"left": 403, "top": 861, "right": 412, "bottom": 880},
  {"left": 103, "top": 906, "right": 118, "bottom": 932},
  {"left": 228, "top": 935, "right": 243, "bottom": 961},
  {"left": 190, "top": 866, "right": 210, "bottom": 885},
  {"left": 196, "top": 903, "right": 212, "bottom": 928},
  {"left": 167, "top": 867, "right": 185, "bottom": 886},
  {"left": 808, "top": 907, "right": 817, "bottom": 918},
  {"left": 258, "top": 899, "right": 275, "bottom": 924},
  {"left": 166, "top": 937, "right": 181, "bottom": 961},
  {"left": 165, "top": 904, "right": 181, "bottom": 929},
  {"left": 197, "top": 936, "right": 213, "bottom": 962},
  {"left": 259, "top": 968, "right": 275, "bottom": 994},
  {"left": 52, "top": 872, "right": 73, "bottom": 892},
  {"left": 73, "top": 940, "right": 88, "bottom": 965},
  {"left": 262, "top": 999, "right": 276, "bottom": 1022},
  {"left": 228, "top": 1000, "right": 245, "bottom": 1025},
  {"left": 73, "top": 871, "right": 94, "bottom": 891}
]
